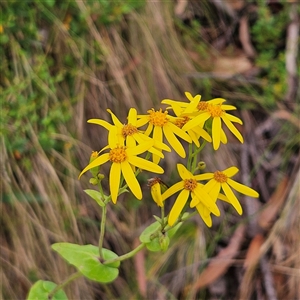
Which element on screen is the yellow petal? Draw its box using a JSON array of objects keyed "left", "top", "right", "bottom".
[
  {"left": 108, "top": 127, "right": 120, "bottom": 148},
  {"left": 195, "top": 202, "right": 212, "bottom": 227},
  {"left": 203, "top": 178, "right": 218, "bottom": 191},
  {"left": 162, "top": 181, "right": 184, "bottom": 201},
  {"left": 227, "top": 178, "right": 259, "bottom": 198},
  {"left": 224, "top": 113, "right": 243, "bottom": 124},
  {"left": 152, "top": 154, "right": 161, "bottom": 165},
  {"left": 151, "top": 182, "right": 163, "bottom": 207},
  {"left": 182, "top": 112, "right": 210, "bottom": 131},
  {"left": 107, "top": 109, "right": 123, "bottom": 127},
  {"left": 144, "top": 123, "right": 153, "bottom": 136},
  {"left": 194, "top": 127, "right": 212, "bottom": 143},
  {"left": 128, "top": 156, "right": 164, "bottom": 174},
  {"left": 126, "top": 140, "right": 153, "bottom": 156},
  {"left": 212, "top": 116, "right": 221, "bottom": 150},
  {"left": 221, "top": 115, "right": 244, "bottom": 143},
  {"left": 126, "top": 135, "right": 136, "bottom": 148},
  {"left": 220, "top": 128, "right": 228, "bottom": 144},
  {"left": 147, "top": 146, "right": 164, "bottom": 158},
  {"left": 87, "top": 119, "right": 113, "bottom": 130},
  {"left": 190, "top": 195, "right": 200, "bottom": 208},
  {"left": 121, "top": 161, "right": 142, "bottom": 200},
  {"left": 223, "top": 166, "right": 239, "bottom": 177},
  {"left": 194, "top": 173, "right": 214, "bottom": 181},
  {"left": 128, "top": 108, "right": 137, "bottom": 125},
  {"left": 177, "top": 164, "right": 193, "bottom": 180},
  {"left": 193, "top": 185, "right": 220, "bottom": 216},
  {"left": 221, "top": 182, "right": 243, "bottom": 215},
  {"left": 188, "top": 129, "right": 200, "bottom": 147},
  {"left": 153, "top": 125, "right": 163, "bottom": 144},
  {"left": 136, "top": 116, "right": 150, "bottom": 127},
  {"left": 79, "top": 153, "right": 110, "bottom": 178},
  {"left": 168, "top": 189, "right": 190, "bottom": 226},
  {"left": 217, "top": 193, "right": 230, "bottom": 203},
  {"left": 163, "top": 126, "right": 186, "bottom": 158},
  {"left": 207, "top": 98, "right": 226, "bottom": 105},
  {"left": 110, "top": 163, "right": 121, "bottom": 204},
  {"left": 168, "top": 122, "right": 192, "bottom": 143},
  {"left": 220, "top": 104, "right": 237, "bottom": 111}
]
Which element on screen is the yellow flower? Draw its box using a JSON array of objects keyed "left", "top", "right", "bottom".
[
  {"left": 88, "top": 108, "right": 170, "bottom": 158},
  {"left": 147, "top": 177, "right": 167, "bottom": 207},
  {"left": 161, "top": 164, "right": 220, "bottom": 226},
  {"left": 192, "top": 166, "right": 259, "bottom": 215},
  {"left": 162, "top": 92, "right": 212, "bottom": 147},
  {"left": 182, "top": 98, "right": 243, "bottom": 150},
  {"left": 79, "top": 128, "right": 164, "bottom": 204},
  {"left": 136, "top": 108, "right": 192, "bottom": 163}
]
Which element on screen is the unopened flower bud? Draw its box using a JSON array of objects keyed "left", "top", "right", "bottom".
[
  {"left": 197, "top": 161, "right": 206, "bottom": 170},
  {"left": 97, "top": 173, "right": 105, "bottom": 180},
  {"left": 89, "top": 178, "right": 99, "bottom": 185}
]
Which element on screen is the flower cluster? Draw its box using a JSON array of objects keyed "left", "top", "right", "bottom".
[{"left": 80, "top": 92, "right": 259, "bottom": 226}]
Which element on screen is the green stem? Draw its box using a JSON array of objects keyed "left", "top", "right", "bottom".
[
  {"left": 99, "top": 204, "right": 107, "bottom": 259},
  {"left": 187, "top": 143, "right": 193, "bottom": 171},
  {"left": 48, "top": 272, "right": 82, "bottom": 299},
  {"left": 191, "top": 141, "right": 207, "bottom": 173},
  {"left": 160, "top": 205, "right": 165, "bottom": 228},
  {"left": 103, "top": 243, "right": 146, "bottom": 265}
]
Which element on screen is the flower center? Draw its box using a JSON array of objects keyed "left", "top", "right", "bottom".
[
  {"left": 122, "top": 123, "right": 138, "bottom": 138},
  {"left": 109, "top": 146, "right": 127, "bottom": 163},
  {"left": 175, "top": 116, "right": 190, "bottom": 128},
  {"left": 213, "top": 171, "right": 227, "bottom": 183},
  {"left": 207, "top": 104, "right": 223, "bottom": 117},
  {"left": 197, "top": 102, "right": 208, "bottom": 111},
  {"left": 183, "top": 179, "right": 197, "bottom": 191},
  {"left": 148, "top": 109, "right": 168, "bottom": 127}
]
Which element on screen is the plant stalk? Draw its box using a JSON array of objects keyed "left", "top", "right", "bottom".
[
  {"left": 98, "top": 204, "right": 107, "bottom": 259},
  {"left": 103, "top": 243, "right": 145, "bottom": 265},
  {"left": 48, "top": 271, "right": 82, "bottom": 299}
]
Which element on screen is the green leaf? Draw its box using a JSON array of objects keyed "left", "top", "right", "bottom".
[
  {"left": 52, "top": 243, "right": 119, "bottom": 283},
  {"left": 26, "top": 280, "right": 68, "bottom": 300},
  {"left": 145, "top": 237, "right": 161, "bottom": 252},
  {"left": 139, "top": 221, "right": 161, "bottom": 243},
  {"left": 84, "top": 189, "right": 105, "bottom": 207}
]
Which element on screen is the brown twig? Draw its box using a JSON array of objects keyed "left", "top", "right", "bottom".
[
  {"left": 260, "top": 257, "right": 278, "bottom": 300},
  {"left": 239, "top": 15, "right": 256, "bottom": 58}
]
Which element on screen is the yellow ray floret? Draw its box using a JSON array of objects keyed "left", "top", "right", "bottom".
[
  {"left": 161, "top": 164, "right": 220, "bottom": 226},
  {"left": 194, "top": 166, "right": 259, "bottom": 215},
  {"left": 79, "top": 129, "right": 164, "bottom": 203}
]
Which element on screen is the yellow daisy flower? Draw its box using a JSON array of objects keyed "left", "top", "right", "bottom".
[
  {"left": 162, "top": 93, "right": 212, "bottom": 147},
  {"left": 79, "top": 128, "right": 164, "bottom": 204},
  {"left": 192, "top": 166, "right": 259, "bottom": 215},
  {"left": 182, "top": 98, "right": 244, "bottom": 150},
  {"left": 136, "top": 108, "right": 192, "bottom": 163},
  {"left": 88, "top": 108, "right": 170, "bottom": 158},
  {"left": 161, "top": 164, "right": 220, "bottom": 226}
]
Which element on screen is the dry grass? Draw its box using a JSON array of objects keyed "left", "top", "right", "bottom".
[{"left": 1, "top": 1, "right": 299, "bottom": 299}]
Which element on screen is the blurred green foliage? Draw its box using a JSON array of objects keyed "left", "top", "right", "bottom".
[
  {"left": 0, "top": 0, "right": 144, "bottom": 160},
  {"left": 251, "top": 3, "right": 289, "bottom": 107}
]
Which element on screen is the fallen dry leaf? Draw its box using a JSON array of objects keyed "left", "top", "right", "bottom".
[
  {"left": 258, "top": 176, "right": 289, "bottom": 231},
  {"left": 244, "top": 234, "right": 265, "bottom": 269},
  {"left": 187, "top": 224, "right": 245, "bottom": 292}
]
